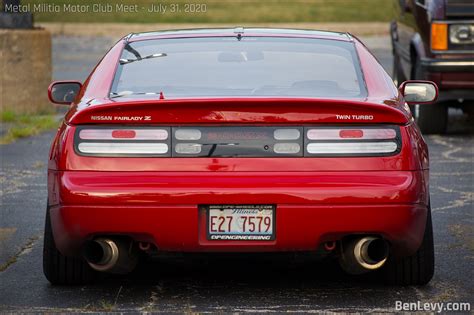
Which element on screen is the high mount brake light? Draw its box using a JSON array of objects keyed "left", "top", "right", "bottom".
[{"left": 74, "top": 126, "right": 400, "bottom": 157}]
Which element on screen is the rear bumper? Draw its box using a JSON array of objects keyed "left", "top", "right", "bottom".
[{"left": 49, "top": 170, "right": 429, "bottom": 257}]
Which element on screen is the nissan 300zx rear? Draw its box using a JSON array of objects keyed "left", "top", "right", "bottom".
[{"left": 44, "top": 28, "right": 437, "bottom": 285}]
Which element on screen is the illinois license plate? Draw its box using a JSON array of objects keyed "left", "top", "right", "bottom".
[{"left": 206, "top": 205, "right": 275, "bottom": 241}]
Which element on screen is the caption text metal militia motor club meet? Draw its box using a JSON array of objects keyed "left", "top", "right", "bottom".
[{"left": 4, "top": 3, "right": 173, "bottom": 14}]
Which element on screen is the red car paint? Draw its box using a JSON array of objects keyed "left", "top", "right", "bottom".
[{"left": 47, "top": 29, "right": 430, "bottom": 258}]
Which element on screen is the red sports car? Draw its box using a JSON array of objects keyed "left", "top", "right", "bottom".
[{"left": 44, "top": 28, "right": 437, "bottom": 285}]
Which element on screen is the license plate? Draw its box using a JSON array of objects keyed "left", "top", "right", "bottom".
[{"left": 206, "top": 205, "right": 275, "bottom": 241}]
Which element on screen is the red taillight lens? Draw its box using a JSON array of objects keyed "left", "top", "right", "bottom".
[
  {"left": 306, "top": 127, "right": 399, "bottom": 155},
  {"left": 339, "top": 129, "right": 363, "bottom": 138},
  {"left": 307, "top": 128, "right": 397, "bottom": 140},
  {"left": 76, "top": 127, "right": 170, "bottom": 156},
  {"left": 112, "top": 130, "right": 136, "bottom": 139},
  {"left": 79, "top": 129, "right": 168, "bottom": 140}
]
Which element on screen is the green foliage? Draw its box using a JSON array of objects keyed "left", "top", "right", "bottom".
[
  {"left": 0, "top": 111, "right": 58, "bottom": 144},
  {"left": 1, "top": 110, "right": 17, "bottom": 123}
]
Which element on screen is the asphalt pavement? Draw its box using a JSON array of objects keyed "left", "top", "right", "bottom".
[{"left": 0, "top": 35, "right": 472, "bottom": 313}]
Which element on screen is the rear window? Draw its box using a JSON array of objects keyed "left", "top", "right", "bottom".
[{"left": 111, "top": 36, "right": 367, "bottom": 99}]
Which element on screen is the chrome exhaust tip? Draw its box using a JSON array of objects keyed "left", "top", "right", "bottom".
[
  {"left": 339, "top": 236, "right": 389, "bottom": 275},
  {"left": 84, "top": 238, "right": 137, "bottom": 274},
  {"left": 84, "top": 238, "right": 119, "bottom": 272}
]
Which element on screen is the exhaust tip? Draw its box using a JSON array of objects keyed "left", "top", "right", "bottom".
[
  {"left": 339, "top": 236, "right": 389, "bottom": 275},
  {"left": 355, "top": 237, "right": 389, "bottom": 270},
  {"left": 83, "top": 237, "right": 138, "bottom": 274},
  {"left": 362, "top": 238, "right": 389, "bottom": 263},
  {"left": 84, "top": 240, "right": 108, "bottom": 264},
  {"left": 83, "top": 238, "right": 119, "bottom": 272}
]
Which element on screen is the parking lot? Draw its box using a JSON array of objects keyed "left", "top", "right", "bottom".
[{"left": 0, "top": 34, "right": 473, "bottom": 312}]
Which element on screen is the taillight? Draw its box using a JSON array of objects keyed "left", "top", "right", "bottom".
[
  {"left": 305, "top": 127, "right": 399, "bottom": 156},
  {"left": 75, "top": 127, "right": 170, "bottom": 156},
  {"left": 307, "top": 128, "right": 397, "bottom": 140},
  {"left": 74, "top": 126, "right": 400, "bottom": 157},
  {"left": 79, "top": 129, "right": 168, "bottom": 140}
]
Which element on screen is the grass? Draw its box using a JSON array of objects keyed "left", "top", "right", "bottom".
[
  {"left": 83, "top": 300, "right": 117, "bottom": 312},
  {"left": 98, "top": 300, "right": 117, "bottom": 311},
  {"left": 19, "top": 0, "right": 397, "bottom": 23},
  {"left": 0, "top": 110, "right": 59, "bottom": 144}
]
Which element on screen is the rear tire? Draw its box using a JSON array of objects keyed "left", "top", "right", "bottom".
[
  {"left": 382, "top": 205, "right": 435, "bottom": 285},
  {"left": 43, "top": 208, "right": 96, "bottom": 285},
  {"left": 410, "top": 58, "right": 447, "bottom": 134}
]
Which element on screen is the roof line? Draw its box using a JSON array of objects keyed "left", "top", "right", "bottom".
[{"left": 129, "top": 26, "right": 350, "bottom": 38}]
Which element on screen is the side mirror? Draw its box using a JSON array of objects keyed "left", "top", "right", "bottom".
[
  {"left": 48, "top": 81, "right": 82, "bottom": 105},
  {"left": 399, "top": 80, "right": 438, "bottom": 105}
]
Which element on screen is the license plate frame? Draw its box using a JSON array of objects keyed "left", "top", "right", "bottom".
[{"left": 205, "top": 205, "right": 276, "bottom": 241}]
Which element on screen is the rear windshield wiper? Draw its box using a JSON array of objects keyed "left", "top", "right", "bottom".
[
  {"left": 119, "top": 53, "right": 167, "bottom": 65},
  {"left": 110, "top": 91, "right": 165, "bottom": 99}
]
